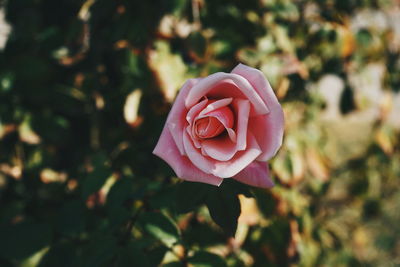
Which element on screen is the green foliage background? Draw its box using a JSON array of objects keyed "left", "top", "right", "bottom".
[{"left": 0, "top": 0, "right": 400, "bottom": 266}]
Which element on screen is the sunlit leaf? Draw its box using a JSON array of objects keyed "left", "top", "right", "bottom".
[
  {"left": 124, "top": 89, "right": 143, "bottom": 128},
  {"left": 148, "top": 41, "right": 188, "bottom": 102},
  {"left": 140, "top": 212, "right": 181, "bottom": 247}
]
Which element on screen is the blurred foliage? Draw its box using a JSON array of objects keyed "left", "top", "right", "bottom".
[{"left": 0, "top": 0, "right": 400, "bottom": 266}]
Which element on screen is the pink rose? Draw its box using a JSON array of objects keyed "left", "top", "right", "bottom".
[{"left": 153, "top": 63, "right": 284, "bottom": 188}]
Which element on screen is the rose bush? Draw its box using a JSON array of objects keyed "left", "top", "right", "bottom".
[{"left": 153, "top": 63, "right": 284, "bottom": 188}]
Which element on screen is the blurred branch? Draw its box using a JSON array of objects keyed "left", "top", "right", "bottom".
[{"left": 192, "top": 0, "right": 201, "bottom": 28}]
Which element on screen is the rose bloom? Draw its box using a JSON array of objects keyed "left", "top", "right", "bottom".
[{"left": 153, "top": 63, "right": 284, "bottom": 188}]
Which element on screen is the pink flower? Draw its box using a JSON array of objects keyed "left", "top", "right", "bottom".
[{"left": 153, "top": 64, "right": 284, "bottom": 188}]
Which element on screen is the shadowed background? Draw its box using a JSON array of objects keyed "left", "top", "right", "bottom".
[{"left": 0, "top": 0, "right": 399, "bottom": 266}]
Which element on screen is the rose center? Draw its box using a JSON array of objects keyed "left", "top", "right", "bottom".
[{"left": 194, "top": 106, "right": 234, "bottom": 139}]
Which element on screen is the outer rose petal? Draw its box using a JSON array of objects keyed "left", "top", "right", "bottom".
[
  {"left": 167, "top": 78, "right": 201, "bottom": 155},
  {"left": 153, "top": 126, "right": 223, "bottom": 186},
  {"left": 231, "top": 64, "right": 277, "bottom": 109},
  {"left": 232, "top": 63, "right": 284, "bottom": 161},
  {"left": 185, "top": 72, "right": 269, "bottom": 116},
  {"left": 233, "top": 161, "right": 274, "bottom": 188},
  {"left": 183, "top": 130, "right": 262, "bottom": 178},
  {"left": 249, "top": 115, "right": 284, "bottom": 161}
]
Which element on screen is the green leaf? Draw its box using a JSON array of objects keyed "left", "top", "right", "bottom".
[
  {"left": 106, "top": 177, "right": 142, "bottom": 228},
  {"left": 187, "top": 32, "right": 207, "bottom": 60},
  {"left": 38, "top": 242, "right": 78, "bottom": 267},
  {"left": 0, "top": 72, "right": 15, "bottom": 93},
  {"left": 176, "top": 181, "right": 212, "bottom": 214},
  {"left": 252, "top": 189, "right": 276, "bottom": 217},
  {"left": 106, "top": 177, "right": 137, "bottom": 208},
  {"left": 115, "top": 242, "right": 150, "bottom": 267},
  {"left": 261, "top": 218, "right": 291, "bottom": 257},
  {"left": 168, "top": 0, "right": 188, "bottom": 16},
  {"left": 79, "top": 235, "right": 117, "bottom": 267},
  {"left": 223, "top": 179, "right": 254, "bottom": 198},
  {"left": 107, "top": 206, "right": 131, "bottom": 230},
  {"left": 147, "top": 246, "right": 168, "bottom": 267},
  {"left": 55, "top": 200, "right": 85, "bottom": 236},
  {"left": 184, "top": 221, "right": 223, "bottom": 247},
  {"left": 205, "top": 184, "right": 241, "bottom": 237},
  {"left": 81, "top": 153, "right": 111, "bottom": 199},
  {"left": 161, "top": 262, "right": 184, "bottom": 267},
  {"left": 0, "top": 221, "right": 52, "bottom": 260},
  {"left": 149, "top": 186, "right": 177, "bottom": 210},
  {"left": 188, "top": 251, "right": 227, "bottom": 267},
  {"left": 140, "top": 212, "right": 180, "bottom": 247}
]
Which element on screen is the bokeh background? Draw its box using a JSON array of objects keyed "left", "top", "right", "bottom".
[{"left": 1, "top": 0, "right": 400, "bottom": 266}]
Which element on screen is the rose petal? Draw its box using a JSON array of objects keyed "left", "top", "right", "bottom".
[
  {"left": 206, "top": 79, "right": 247, "bottom": 100},
  {"left": 249, "top": 114, "right": 284, "bottom": 161},
  {"left": 186, "top": 125, "right": 202, "bottom": 149},
  {"left": 196, "top": 116, "right": 231, "bottom": 139},
  {"left": 185, "top": 72, "right": 269, "bottom": 116},
  {"left": 185, "top": 98, "right": 209, "bottom": 148},
  {"left": 201, "top": 134, "right": 237, "bottom": 161},
  {"left": 233, "top": 161, "right": 274, "bottom": 188},
  {"left": 195, "top": 98, "right": 236, "bottom": 142},
  {"left": 231, "top": 63, "right": 277, "bottom": 109},
  {"left": 183, "top": 130, "right": 262, "bottom": 178},
  {"left": 213, "top": 132, "right": 262, "bottom": 177},
  {"left": 167, "top": 78, "right": 201, "bottom": 155},
  {"left": 195, "top": 117, "right": 225, "bottom": 139},
  {"left": 186, "top": 98, "right": 209, "bottom": 126},
  {"left": 198, "top": 98, "right": 232, "bottom": 117},
  {"left": 232, "top": 64, "right": 284, "bottom": 161},
  {"left": 232, "top": 99, "right": 250, "bottom": 151},
  {"left": 153, "top": 126, "right": 223, "bottom": 186}
]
